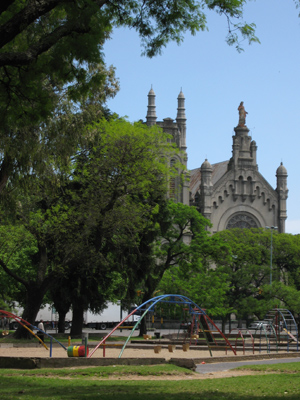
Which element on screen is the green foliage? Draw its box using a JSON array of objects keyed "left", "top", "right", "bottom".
[
  {"left": 0, "top": 61, "right": 119, "bottom": 193},
  {"left": 0, "top": 0, "right": 261, "bottom": 193},
  {"left": 214, "top": 228, "right": 278, "bottom": 319},
  {"left": 0, "top": 116, "right": 179, "bottom": 333},
  {"left": 263, "top": 282, "right": 300, "bottom": 314},
  {"left": 155, "top": 203, "right": 231, "bottom": 316},
  {"left": 213, "top": 229, "right": 300, "bottom": 320},
  {"left": 0, "top": 224, "right": 38, "bottom": 305},
  {"left": 131, "top": 201, "right": 231, "bottom": 321},
  {"left": 158, "top": 265, "right": 230, "bottom": 317},
  {"left": 273, "top": 233, "right": 300, "bottom": 283},
  {"left": 206, "top": 0, "right": 260, "bottom": 52}
]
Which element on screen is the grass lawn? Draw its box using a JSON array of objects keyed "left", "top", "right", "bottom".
[{"left": 0, "top": 363, "right": 300, "bottom": 399}]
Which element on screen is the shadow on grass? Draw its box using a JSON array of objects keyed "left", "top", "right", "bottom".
[{"left": 1, "top": 374, "right": 300, "bottom": 400}]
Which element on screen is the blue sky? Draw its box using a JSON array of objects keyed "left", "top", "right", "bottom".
[{"left": 103, "top": 0, "right": 300, "bottom": 235}]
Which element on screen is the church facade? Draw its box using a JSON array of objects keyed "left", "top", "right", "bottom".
[{"left": 145, "top": 89, "right": 288, "bottom": 233}]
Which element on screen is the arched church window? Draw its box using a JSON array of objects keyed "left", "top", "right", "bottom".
[{"left": 226, "top": 213, "right": 258, "bottom": 229}]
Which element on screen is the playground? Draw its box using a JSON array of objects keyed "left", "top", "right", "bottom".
[
  {"left": 0, "top": 343, "right": 230, "bottom": 359},
  {"left": 1, "top": 295, "right": 299, "bottom": 364}
]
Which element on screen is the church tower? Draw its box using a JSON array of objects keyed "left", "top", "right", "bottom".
[
  {"left": 146, "top": 87, "right": 157, "bottom": 126},
  {"left": 276, "top": 163, "right": 288, "bottom": 233},
  {"left": 145, "top": 88, "right": 189, "bottom": 205}
]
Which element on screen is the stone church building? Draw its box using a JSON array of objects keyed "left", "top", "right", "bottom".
[{"left": 145, "top": 89, "right": 288, "bottom": 234}]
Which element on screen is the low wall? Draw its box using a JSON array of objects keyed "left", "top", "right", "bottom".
[
  {"left": 0, "top": 356, "right": 196, "bottom": 370},
  {"left": 1, "top": 352, "right": 300, "bottom": 371}
]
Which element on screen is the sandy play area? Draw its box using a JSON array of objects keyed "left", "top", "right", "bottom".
[{"left": 0, "top": 344, "right": 233, "bottom": 360}]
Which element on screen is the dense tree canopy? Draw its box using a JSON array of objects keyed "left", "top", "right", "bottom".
[
  {"left": 0, "top": 117, "right": 180, "bottom": 336},
  {"left": 0, "top": 0, "right": 261, "bottom": 194},
  {"left": 1, "top": 1, "right": 259, "bottom": 67},
  {"left": 130, "top": 201, "right": 232, "bottom": 334},
  {"left": 214, "top": 228, "right": 279, "bottom": 322}
]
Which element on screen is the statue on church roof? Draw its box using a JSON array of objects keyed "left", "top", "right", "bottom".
[{"left": 238, "top": 101, "right": 248, "bottom": 126}]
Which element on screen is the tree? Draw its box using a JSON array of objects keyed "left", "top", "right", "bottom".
[
  {"left": 214, "top": 228, "right": 279, "bottom": 325},
  {"left": 0, "top": 59, "right": 119, "bottom": 194},
  {"left": 0, "top": 117, "right": 178, "bottom": 336},
  {"left": 120, "top": 201, "right": 231, "bottom": 335},
  {"left": 58, "top": 118, "right": 178, "bottom": 335},
  {"left": 1, "top": 1, "right": 259, "bottom": 68},
  {"left": 265, "top": 233, "right": 300, "bottom": 322},
  {"left": 273, "top": 233, "right": 300, "bottom": 285},
  {"left": 0, "top": 224, "right": 38, "bottom": 309},
  {"left": 158, "top": 265, "right": 230, "bottom": 318},
  {"left": 0, "top": 0, "right": 260, "bottom": 194}
]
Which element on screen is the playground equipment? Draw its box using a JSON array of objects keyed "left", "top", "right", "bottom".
[
  {"left": 0, "top": 310, "right": 67, "bottom": 357},
  {"left": 263, "top": 308, "right": 299, "bottom": 352},
  {"left": 88, "top": 294, "right": 237, "bottom": 358},
  {"left": 229, "top": 328, "right": 255, "bottom": 355},
  {"left": 180, "top": 307, "right": 235, "bottom": 357},
  {"left": 235, "top": 309, "right": 299, "bottom": 355},
  {"left": 67, "top": 345, "right": 89, "bottom": 357},
  {"left": 3, "top": 304, "right": 298, "bottom": 359}
]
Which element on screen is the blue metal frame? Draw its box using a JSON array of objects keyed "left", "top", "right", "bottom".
[{"left": 88, "top": 294, "right": 236, "bottom": 358}]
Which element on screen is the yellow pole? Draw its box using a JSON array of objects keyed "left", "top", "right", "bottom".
[{"left": 22, "top": 324, "right": 48, "bottom": 350}]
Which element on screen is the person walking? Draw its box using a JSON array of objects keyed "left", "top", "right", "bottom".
[{"left": 37, "top": 320, "right": 45, "bottom": 343}]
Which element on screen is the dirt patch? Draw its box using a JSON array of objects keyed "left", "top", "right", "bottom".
[{"left": 102, "top": 370, "right": 264, "bottom": 380}]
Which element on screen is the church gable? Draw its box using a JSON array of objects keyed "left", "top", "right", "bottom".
[
  {"left": 189, "top": 102, "right": 288, "bottom": 233},
  {"left": 209, "top": 168, "right": 280, "bottom": 232}
]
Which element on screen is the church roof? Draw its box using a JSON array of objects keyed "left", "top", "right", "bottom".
[{"left": 189, "top": 160, "right": 229, "bottom": 198}]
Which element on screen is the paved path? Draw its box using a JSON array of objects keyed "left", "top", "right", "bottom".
[{"left": 196, "top": 357, "right": 300, "bottom": 374}]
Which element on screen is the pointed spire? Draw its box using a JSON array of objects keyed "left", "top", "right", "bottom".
[
  {"left": 176, "top": 89, "right": 187, "bottom": 150},
  {"left": 176, "top": 89, "right": 186, "bottom": 121},
  {"left": 146, "top": 86, "right": 157, "bottom": 126}
]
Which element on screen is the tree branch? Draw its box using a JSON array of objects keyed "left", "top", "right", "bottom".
[
  {"left": 0, "top": 0, "right": 109, "bottom": 67},
  {"left": 0, "top": 0, "right": 15, "bottom": 16},
  {"left": 0, "top": 19, "right": 97, "bottom": 67},
  {"left": 0, "top": 257, "right": 29, "bottom": 288},
  {"left": 0, "top": 155, "right": 12, "bottom": 193},
  {"left": 0, "top": 0, "right": 70, "bottom": 49}
]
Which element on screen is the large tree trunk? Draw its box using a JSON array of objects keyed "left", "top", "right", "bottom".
[
  {"left": 51, "top": 279, "right": 72, "bottom": 333},
  {"left": 57, "top": 311, "right": 67, "bottom": 334},
  {"left": 70, "top": 302, "right": 84, "bottom": 336},
  {"left": 54, "top": 302, "right": 71, "bottom": 333},
  {"left": 138, "top": 316, "right": 147, "bottom": 337},
  {"left": 14, "top": 285, "right": 47, "bottom": 339},
  {"left": 138, "top": 270, "right": 166, "bottom": 337},
  {"left": 221, "top": 316, "right": 227, "bottom": 334}
]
